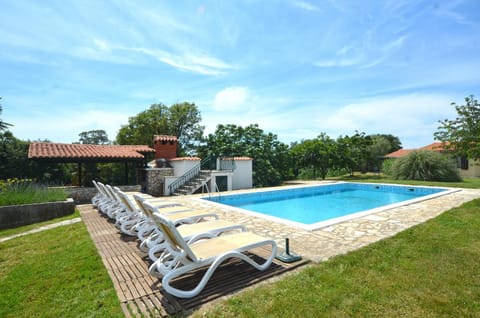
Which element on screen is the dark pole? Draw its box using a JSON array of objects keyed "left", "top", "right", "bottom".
[
  {"left": 124, "top": 161, "right": 129, "bottom": 185},
  {"left": 78, "top": 162, "right": 82, "bottom": 186}
]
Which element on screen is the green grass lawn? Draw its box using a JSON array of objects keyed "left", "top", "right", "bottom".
[
  {"left": 197, "top": 198, "right": 480, "bottom": 317},
  {"left": 0, "top": 220, "right": 122, "bottom": 318}
]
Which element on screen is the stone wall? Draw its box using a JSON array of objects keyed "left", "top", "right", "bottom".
[
  {"left": 0, "top": 198, "right": 75, "bottom": 230},
  {"left": 62, "top": 185, "right": 142, "bottom": 204},
  {"left": 144, "top": 168, "right": 174, "bottom": 196}
]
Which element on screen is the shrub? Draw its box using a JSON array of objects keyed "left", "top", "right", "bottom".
[
  {"left": 391, "top": 150, "right": 461, "bottom": 182},
  {"left": 381, "top": 158, "right": 395, "bottom": 176},
  {"left": 0, "top": 178, "right": 68, "bottom": 206}
]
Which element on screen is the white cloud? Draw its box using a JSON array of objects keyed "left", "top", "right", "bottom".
[
  {"left": 129, "top": 47, "right": 233, "bottom": 75},
  {"left": 320, "top": 94, "right": 458, "bottom": 148},
  {"left": 434, "top": 1, "right": 473, "bottom": 26},
  {"left": 71, "top": 41, "right": 235, "bottom": 75},
  {"left": 315, "top": 33, "right": 408, "bottom": 69},
  {"left": 213, "top": 86, "right": 251, "bottom": 111},
  {"left": 314, "top": 58, "right": 361, "bottom": 68},
  {"left": 292, "top": 1, "right": 321, "bottom": 12}
]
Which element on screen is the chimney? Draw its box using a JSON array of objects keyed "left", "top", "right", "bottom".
[{"left": 153, "top": 135, "right": 178, "bottom": 159}]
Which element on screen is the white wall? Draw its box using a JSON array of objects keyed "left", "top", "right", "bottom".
[
  {"left": 459, "top": 159, "right": 480, "bottom": 178},
  {"left": 209, "top": 171, "right": 233, "bottom": 192},
  {"left": 163, "top": 176, "right": 177, "bottom": 196},
  {"left": 169, "top": 159, "right": 200, "bottom": 176},
  {"left": 231, "top": 159, "right": 253, "bottom": 189}
]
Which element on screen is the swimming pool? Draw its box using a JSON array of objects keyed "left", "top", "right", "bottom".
[{"left": 202, "top": 182, "right": 454, "bottom": 230}]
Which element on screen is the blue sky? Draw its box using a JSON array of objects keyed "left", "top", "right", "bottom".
[{"left": 1, "top": 0, "right": 479, "bottom": 149}]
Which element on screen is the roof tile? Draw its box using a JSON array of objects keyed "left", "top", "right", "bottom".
[
  {"left": 168, "top": 157, "right": 201, "bottom": 161},
  {"left": 220, "top": 156, "right": 253, "bottom": 161},
  {"left": 28, "top": 142, "right": 154, "bottom": 160},
  {"left": 384, "top": 142, "right": 449, "bottom": 158},
  {"left": 153, "top": 135, "right": 177, "bottom": 142},
  {"left": 420, "top": 142, "right": 448, "bottom": 151}
]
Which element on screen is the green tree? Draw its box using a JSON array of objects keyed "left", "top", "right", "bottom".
[
  {"left": 0, "top": 97, "right": 13, "bottom": 131},
  {"left": 366, "top": 135, "right": 399, "bottom": 172},
  {"left": 199, "top": 124, "right": 291, "bottom": 187},
  {"left": 168, "top": 102, "right": 204, "bottom": 155},
  {"left": 291, "top": 133, "right": 337, "bottom": 179},
  {"left": 117, "top": 103, "right": 169, "bottom": 146},
  {"left": 435, "top": 95, "right": 480, "bottom": 160},
  {"left": 336, "top": 132, "right": 372, "bottom": 175},
  {"left": 370, "top": 134, "right": 402, "bottom": 153},
  {"left": 78, "top": 129, "right": 110, "bottom": 144},
  {"left": 116, "top": 102, "right": 204, "bottom": 155},
  {"left": 0, "top": 132, "right": 71, "bottom": 182},
  {"left": 0, "top": 131, "right": 30, "bottom": 179}
]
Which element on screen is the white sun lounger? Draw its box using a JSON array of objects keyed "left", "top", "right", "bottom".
[
  {"left": 147, "top": 204, "right": 277, "bottom": 298},
  {"left": 136, "top": 196, "right": 246, "bottom": 265}
]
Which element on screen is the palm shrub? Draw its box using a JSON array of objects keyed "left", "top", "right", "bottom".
[{"left": 391, "top": 150, "right": 461, "bottom": 182}]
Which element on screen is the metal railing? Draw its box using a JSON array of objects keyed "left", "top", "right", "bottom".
[
  {"left": 168, "top": 164, "right": 200, "bottom": 195},
  {"left": 168, "top": 156, "right": 214, "bottom": 195},
  {"left": 218, "top": 157, "right": 236, "bottom": 170},
  {"left": 168, "top": 155, "right": 238, "bottom": 195}
]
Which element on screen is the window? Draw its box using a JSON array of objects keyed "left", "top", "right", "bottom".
[{"left": 458, "top": 156, "right": 469, "bottom": 170}]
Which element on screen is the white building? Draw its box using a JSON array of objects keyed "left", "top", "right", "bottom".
[{"left": 143, "top": 135, "right": 254, "bottom": 196}]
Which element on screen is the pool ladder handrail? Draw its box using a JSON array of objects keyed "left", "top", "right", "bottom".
[{"left": 207, "top": 182, "right": 222, "bottom": 202}]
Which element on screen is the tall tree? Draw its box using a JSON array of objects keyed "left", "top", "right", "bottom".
[
  {"left": 0, "top": 131, "right": 30, "bottom": 179},
  {"left": 368, "top": 134, "right": 402, "bottom": 153},
  {"left": 435, "top": 95, "right": 480, "bottom": 160},
  {"left": 199, "top": 124, "right": 291, "bottom": 187},
  {"left": 366, "top": 134, "right": 400, "bottom": 172},
  {"left": 116, "top": 103, "right": 169, "bottom": 146},
  {"left": 78, "top": 129, "right": 110, "bottom": 144},
  {"left": 336, "top": 132, "right": 372, "bottom": 175},
  {"left": 0, "top": 132, "right": 71, "bottom": 182},
  {"left": 168, "top": 102, "right": 205, "bottom": 155},
  {"left": 291, "top": 133, "right": 337, "bottom": 179},
  {"left": 116, "top": 102, "right": 203, "bottom": 155},
  {"left": 0, "top": 97, "right": 13, "bottom": 131}
]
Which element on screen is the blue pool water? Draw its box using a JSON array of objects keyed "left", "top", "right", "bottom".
[{"left": 203, "top": 183, "right": 447, "bottom": 228}]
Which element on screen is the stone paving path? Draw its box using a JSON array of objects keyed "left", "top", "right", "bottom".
[{"left": 170, "top": 183, "right": 480, "bottom": 263}]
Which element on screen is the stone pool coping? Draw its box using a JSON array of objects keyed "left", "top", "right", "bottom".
[{"left": 169, "top": 181, "right": 480, "bottom": 262}]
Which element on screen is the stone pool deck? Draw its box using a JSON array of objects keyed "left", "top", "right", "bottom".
[{"left": 171, "top": 182, "right": 480, "bottom": 263}]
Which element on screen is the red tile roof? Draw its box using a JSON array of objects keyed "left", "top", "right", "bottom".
[
  {"left": 221, "top": 156, "right": 253, "bottom": 161},
  {"left": 153, "top": 135, "right": 177, "bottom": 142},
  {"left": 420, "top": 142, "right": 448, "bottom": 152},
  {"left": 28, "top": 142, "right": 155, "bottom": 161},
  {"left": 169, "top": 157, "right": 201, "bottom": 161},
  {"left": 384, "top": 149, "right": 413, "bottom": 158},
  {"left": 384, "top": 142, "right": 449, "bottom": 158}
]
